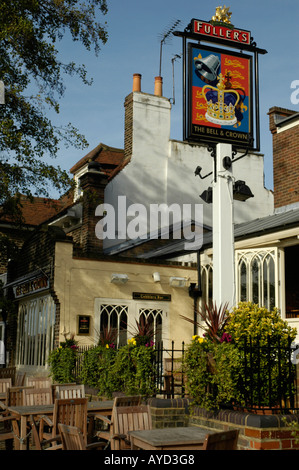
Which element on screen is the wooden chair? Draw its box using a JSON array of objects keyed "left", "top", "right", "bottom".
[
  {"left": 22, "top": 387, "right": 53, "bottom": 406},
  {"left": 95, "top": 395, "right": 142, "bottom": 446},
  {"left": 15, "top": 371, "right": 26, "bottom": 386},
  {"left": 58, "top": 423, "right": 106, "bottom": 451},
  {"left": 96, "top": 399, "right": 152, "bottom": 450},
  {"left": 0, "top": 367, "right": 16, "bottom": 384},
  {"left": 0, "top": 412, "right": 16, "bottom": 449},
  {"left": 0, "top": 378, "right": 12, "bottom": 403},
  {"left": 55, "top": 384, "right": 85, "bottom": 400},
  {"left": 0, "top": 381, "right": 15, "bottom": 450},
  {"left": 38, "top": 398, "right": 89, "bottom": 450},
  {"left": 0, "top": 386, "right": 33, "bottom": 449},
  {"left": 202, "top": 430, "right": 239, "bottom": 450},
  {"left": 26, "top": 376, "right": 52, "bottom": 388},
  {"left": 4, "top": 386, "right": 34, "bottom": 407}
]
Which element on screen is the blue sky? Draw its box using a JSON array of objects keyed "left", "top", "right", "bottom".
[{"left": 49, "top": 0, "right": 299, "bottom": 194}]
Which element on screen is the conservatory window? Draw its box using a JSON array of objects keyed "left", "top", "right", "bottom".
[
  {"left": 16, "top": 295, "right": 55, "bottom": 367},
  {"left": 235, "top": 248, "right": 278, "bottom": 311}
]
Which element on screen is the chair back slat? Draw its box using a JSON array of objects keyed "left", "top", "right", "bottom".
[
  {"left": 202, "top": 430, "right": 239, "bottom": 450},
  {"left": 26, "top": 376, "right": 52, "bottom": 388},
  {"left": 15, "top": 372, "right": 26, "bottom": 386},
  {"left": 112, "top": 404, "right": 152, "bottom": 450},
  {"left": 53, "top": 398, "right": 88, "bottom": 445},
  {"left": 0, "top": 367, "right": 16, "bottom": 384},
  {"left": 0, "top": 378, "right": 12, "bottom": 394},
  {"left": 55, "top": 384, "right": 85, "bottom": 399},
  {"left": 58, "top": 423, "right": 86, "bottom": 450},
  {"left": 6, "top": 386, "right": 34, "bottom": 406},
  {"left": 22, "top": 387, "right": 53, "bottom": 406}
]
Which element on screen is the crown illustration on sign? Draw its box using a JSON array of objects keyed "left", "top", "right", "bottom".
[{"left": 202, "top": 73, "right": 240, "bottom": 126}]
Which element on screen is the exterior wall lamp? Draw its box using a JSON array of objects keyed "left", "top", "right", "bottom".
[
  {"left": 199, "top": 187, "right": 213, "bottom": 204},
  {"left": 169, "top": 277, "right": 187, "bottom": 287},
  {"left": 233, "top": 180, "right": 254, "bottom": 202},
  {"left": 200, "top": 180, "right": 254, "bottom": 204},
  {"left": 111, "top": 273, "right": 129, "bottom": 284}
]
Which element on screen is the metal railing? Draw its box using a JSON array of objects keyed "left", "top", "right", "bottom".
[{"left": 74, "top": 338, "right": 299, "bottom": 410}]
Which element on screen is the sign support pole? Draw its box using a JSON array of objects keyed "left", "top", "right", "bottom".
[{"left": 212, "top": 143, "right": 235, "bottom": 309}]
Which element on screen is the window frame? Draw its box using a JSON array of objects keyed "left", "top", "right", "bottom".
[{"left": 16, "top": 294, "right": 56, "bottom": 369}]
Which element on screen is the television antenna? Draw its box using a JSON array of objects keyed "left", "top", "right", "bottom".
[
  {"left": 171, "top": 54, "right": 181, "bottom": 104},
  {"left": 158, "top": 19, "right": 181, "bottom": 77}
]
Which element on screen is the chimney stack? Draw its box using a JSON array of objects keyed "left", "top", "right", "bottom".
[
  {"left": 132, "top": 73, "right": 142, "bottom": 92},
  {"left": 268, "top": 107, "right": 299, "bottom": 210},
  {"left": 154, "top": 76, "right": 163, "bottom": 97},
  {"left": 79, "top": 166, "right": 108, "bottom": 255}
]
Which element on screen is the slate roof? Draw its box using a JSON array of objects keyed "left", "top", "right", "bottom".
[{"left": 135, "top": 207, "right": 299, "bottom": 259}]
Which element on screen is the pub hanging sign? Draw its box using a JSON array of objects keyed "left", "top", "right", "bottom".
[
  {"left": 188, "top": 43, "right": 253, "bottom": 147},
  {"left": 174, "top": 6, "right": 267, "bottom": 150}
]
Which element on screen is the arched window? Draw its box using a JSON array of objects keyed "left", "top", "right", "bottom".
[
  {"left": 138, "top": 308, "right": 163, "bottom": 346},
  {"left": 99, "top": 304, "right": 128, "bottom": 348},
  {"left": 236, "top": 248, "right": 278, "bottom": 310}
]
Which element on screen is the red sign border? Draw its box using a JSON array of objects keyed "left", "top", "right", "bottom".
[{"left": 191, "top": 18, "right": 251, "bottom": 47}]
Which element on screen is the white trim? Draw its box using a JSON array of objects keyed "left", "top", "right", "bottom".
[
  {"left": 94, "top": 298, "right": 170, "bottom": 348},
  {"left": 277, "top": 119, "right": 299, "bottom": 133},
  {"left": 235, "top": 247, "right": 279, "bottom": 311}
]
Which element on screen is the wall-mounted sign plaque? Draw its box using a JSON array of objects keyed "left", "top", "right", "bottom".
[
  {"left": 77, "top": 315, "right": 91, "bottom": 335},
  {"left": 132, "top": 292, "right": 171, "bottom": 302}
]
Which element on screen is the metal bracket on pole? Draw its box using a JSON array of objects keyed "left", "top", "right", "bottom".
[{"left": 0, "top": 81, "right": 5, "bottom": 104}]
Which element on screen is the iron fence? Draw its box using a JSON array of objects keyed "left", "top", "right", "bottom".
[{"left": 74, "top": 338, "right": 299, "bottom": 411}]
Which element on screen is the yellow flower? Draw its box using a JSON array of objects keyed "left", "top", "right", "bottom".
[
  {"left": 128, "top": 338, "right": 137, "bottom": 346},
  {"left": 192, "top": 335, "right": 204, "bottom": 343},
  {"left": 106, "top": 344, "right": 109, "bottom": 349}
]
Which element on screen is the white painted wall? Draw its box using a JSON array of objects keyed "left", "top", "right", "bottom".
[{"left": 104, "top": 91, "right": 273, "bottom": 250}]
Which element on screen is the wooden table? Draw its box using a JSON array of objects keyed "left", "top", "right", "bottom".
[
  {"left": 129, "top": 426, "right": 212, "bottom": 450},
  {"left": 7, "top": 400, "right": 114, "bottom": 450}
]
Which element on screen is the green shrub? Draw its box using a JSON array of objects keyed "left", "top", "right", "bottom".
[
  {"left": 48, "top": 334, "right": 78, "bottom": 383},
  {"left": 226, "top": 302, "right": 296, "bottom": 345},
  {"left": 225, "top": 302, "right": 297, "bottom": 407},
  {"left": 184, "top": 335, "right": 242, "bottom": 410},
  {"left": 80, "top": 345, "right": 117, "bottom": 397},
  {"left": 110, "top": 341, "right": 157, "bottom": 398}
]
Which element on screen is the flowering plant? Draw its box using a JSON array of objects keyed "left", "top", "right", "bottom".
[
  {"left": 181, "top": 301, "right": 230, "bottom": 343},
  {"left": 184, "top": 334, "right": 242, "bottom": 410},
  {"left": 59, "top": 333, "right": 78, "bottom": 349}
]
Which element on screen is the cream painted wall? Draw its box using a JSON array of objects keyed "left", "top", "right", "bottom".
[{"left": 54, "top": 241, "right": 197, "bottom": 349}]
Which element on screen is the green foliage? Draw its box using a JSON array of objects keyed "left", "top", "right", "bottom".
[
  {"left": 111, "top": 343, "right": 157, "bottom": 398},
  {"left": 184, "top": 336, "right": 242, "bottom": 410},
  {"left": 48, "top": 346, "right": 77, "bottom": 383},
  {"left": 80, "top": 345, "right": 117, "bottom": 397},
  {"left": 184, "top": 302, "right": 297, "bottom": 410},
  {"left": 225, "top": 302, "right": 297, "bottom": 407},
  {"left": 80, "top": 320, "right": 157, "bottom": 399},
  {"left": 0, "top": 0, "right": 108, "bottom": 216},
  {"left": 180, "top": 301, "right": 230, "bottom": 343},
  {"left": 226, "top": 302, "right": 297, "bottom": 345},
  {"left": 48, "top": 333, "right": 78, "bottom": 383}
]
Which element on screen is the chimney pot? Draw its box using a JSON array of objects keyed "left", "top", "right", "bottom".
[
  {"left": 154, "top": 76, "right": 163, "bottom": 96},
  {"left": 132, "top": 73, "right": 142, "bottom": 92}
]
